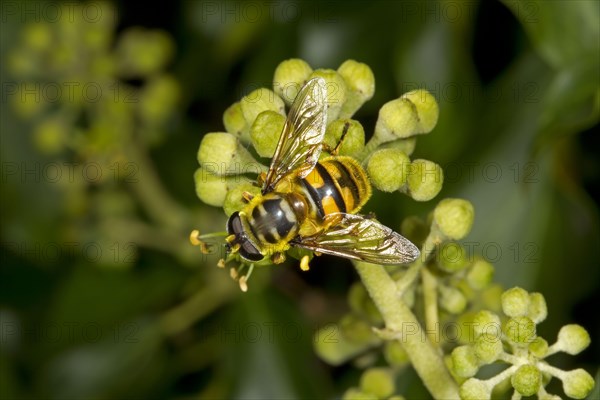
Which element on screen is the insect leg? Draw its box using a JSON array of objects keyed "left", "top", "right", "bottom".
[
  {"left": 331, "top": 121, "right": 351, "bottom": 156},
  {"left": 242, "top": 191, "right": 254, "bottom": 203},
  {"left": 272, "top": 252, "right": 286, "bottom": 264}
]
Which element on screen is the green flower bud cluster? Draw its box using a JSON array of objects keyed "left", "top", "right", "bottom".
[
  {"left": 365, "top": 149, "right": 444, "bottom": 202},
  {"left": 314, "top": 282, "right": 384, "bottom": 366},
  {"left": 398, "top": 201, "right": 474, "bottom": 261},
  {"left": 363, "top": 91, "right": 442, "bottom": 201},
  {"left": 343, "top": 367, "right": 399, "bottom": 400},
  {"left": 9, "top": 3, "right": 185, "bottom": 270},
  {"left": 432, "top": 198, "right": 475, "bottom": 241},
  {"left": 202, "top": 58, "right": 442, "bottom": 216},
  {"left": 434, "top": 249, "right": 496, "bottom": 316},
  {"left": 398, "top": 199, "right": 495, "bottom": 321},
  {"left": 358, "top": 87, "right": 441, "bottom": 202},
  {"left": 9, "top": 5, "right": 180, "bottom": 155},
  {"left": 194, "top": 132, "right": 266, "bottom": 209},
  {"left": 451, "top": 287, "right": 594, "bottom": 399},
  {"left": 273, "top": 58, "right": 374, "bottom": 120}
]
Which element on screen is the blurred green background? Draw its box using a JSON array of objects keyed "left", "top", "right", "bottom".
[{"left": 1, "top": 1, "right": 598, "bottom": 399}]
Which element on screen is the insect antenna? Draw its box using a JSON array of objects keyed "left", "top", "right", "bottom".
[{"left": 190, "top": 229, "right": 228, "bottom": 254}]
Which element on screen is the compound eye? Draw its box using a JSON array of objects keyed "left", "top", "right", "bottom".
[
  {"left": 239, "top": 241, "right": 263, "bottom": 262},
  {"left": 227, "top": 212, "right": 243, "bottom": 235}
]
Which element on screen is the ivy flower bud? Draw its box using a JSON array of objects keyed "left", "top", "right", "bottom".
[
  {"left": 324, "top": 119, "right": 365, "bottom": 157},
  {"left": 481, "top": 284, "right": 503, "bottom": 312},
  {"left": 460, "top": 378, "right": 492, "bottom": 400},
  {"left": 562, "top": 368, "right": 595, "bottom": 399},
  {"left": 223, "top": 102, "right": 250, "bottom": 142},
  {"left": 538, "top": 394, "right": 561, "bottom": 400},
  {"left": 250, "top": 111, "right": 286, "bottom": 158},
  {"left": 373, "top": 98, "right": 419, "bottom": 144},
  {"left": 223, "top": 182, "right": 261, "bottom": 216},
  {"left": 309, "top": 69, "right": 347, "bottom": 121},
  {"left": 438, "top": 242, "right": 469, "bottom": 273},
  {"left": 555, "top": 324, "right": 591, "bottom": 355},
  {"left": 366, "top": 148, "right": 410, "bottom": 192},
  {"left": 373, "top": 89, "right": 439, "bottom": 144},
  {"left": 348, "top": 282, "right": 382, "bottom": 323},
  {"left": 439, "top": 285, "right": 467, "bottom": 314},
  {"left": 347, "top": 282, "right": 369, "bottom": 316},
  {"left": 527, "top": 292, "right": 548, "bottom": 324},
  {"left": 116, "top": 28, "right": 174, "bottom": 76},
  {"left": 405, "top": 159, "right": 443, "bottom": 201},
  {"left": 23, "top": 23, "right": 53, "bottom": 51},
  {"left": 501, "top": 287, "right": 531, "bottom": 317},
  {"left": 342, "top": 388, "right": 378, "bottom": 400},
  {"left": 273, "top": 58, "right": 313, "bottom": 105},
  {"left": 240, "top": 88, "right": 285, "bottom": 126},
  {"left": 340, "top": 314, "right": 375, "bottom": 343},
  {"left": 383, "top": 340, "right": 409, "bottom": 367},
  {"left": 473, "top": 310, "right": 502, "bottom": 340},
  {"left": 400, "top": 216, "right": 429, "bottom": 246},
  {"left": 139, "top": 74, "right": 180, "bottom": 124},
  {"left": 473, "top": 333, "right": 503, "bottom": 363},
  {"left": 337, "top": 59, "right": 375, "bottom": 118},
  {"left": 512, "top": 364, "right": 542, "bottom": 396},
  {"left": 529, "top": 337, "right": 549, "bottom": 358},
  {"left": 432, "top": 198, "right": 474, "bottom": 240},
  {"left": 314, "top": 324, "right": 378, "bottom": 366},
  {"left": 194, "top": 169, "right": 251, "bottom": 207},
  {"left": 33, "top": 117, "right": 68, "bottom": 154},
  {"left": 359, "top": 368, "right": 395, "bottom": 399},
  {"left": 456, "top": 312, "right": 477, "bottom": 345},
  {"left": 466, "top": 257, "right": 494, "bottom": 290},
  {"left": 197, "top": 133, "right": 263, "bottom": 176},
  {"left": 400, "top": 89, "right": 439, "bottom": 134},
  {"left": 380, "top": 137, "right": 417, "bottom": 156},
  {"left": 504, "top": 316, "right": 536, "bottom": 345},
  {"left": 451, "top": 345, "right": 479, "bottom": 378}
]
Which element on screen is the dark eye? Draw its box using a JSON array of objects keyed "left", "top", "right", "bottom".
[
  {"left": 239, "top": 241, "right": 263, "bottom": 261},
  {"left": 227, "top": 212, "right": 243, "bottom": 235},
  {"left": 226, "top": 212, "right": 263, "bottom": 262}
]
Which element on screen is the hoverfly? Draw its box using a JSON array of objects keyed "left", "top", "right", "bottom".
[{"left": 192, "top": 78, "right": 419, "bottom": 290}]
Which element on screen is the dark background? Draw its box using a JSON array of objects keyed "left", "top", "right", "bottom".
[{"left": 1, "top": 1, "right": 598, "bottom": 398}]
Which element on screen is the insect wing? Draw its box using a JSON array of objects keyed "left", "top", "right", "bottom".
[
  {"left": 291, "top": 214, "right": 420, "bottom": 264},
  {"left": 262, "top": 77, "right": 327, "bottom": 193}
]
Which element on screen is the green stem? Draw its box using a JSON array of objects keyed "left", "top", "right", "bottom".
[
  {"left": 160, "top": 276, "right": 237, "bottom": 336},
  {"left": 122, "top": 139, "right": 189, "bottom": 230},
  {"left": 358, "top": 135, "right": 384, "bottom": 162},
  {"left": 483, "top": 364, "right": 518, "bottom": 389},
  {"left": 354, "top": 261, "right": 460, "bottom": 400},
  {"left": 396, "top": 232, "right": 441, "bottom": 295},
  {"left": 105, "top": 217, "right": 186, "bottom": 255}
]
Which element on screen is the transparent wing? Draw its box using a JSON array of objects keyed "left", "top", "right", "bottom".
[
  {"left": 291, "top": 214, "right": 420, "bottom": 265},
  {"left": 262, "top": 77, "right": 327, "bottom": 193}
]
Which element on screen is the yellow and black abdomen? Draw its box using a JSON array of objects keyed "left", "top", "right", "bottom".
[{"left": 299, "top": 156, "right": 371, "bottom": 221}]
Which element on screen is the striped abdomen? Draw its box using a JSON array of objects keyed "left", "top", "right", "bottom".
[{"left": 299, "top": 156, "right": 371, "bottom": 221}]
